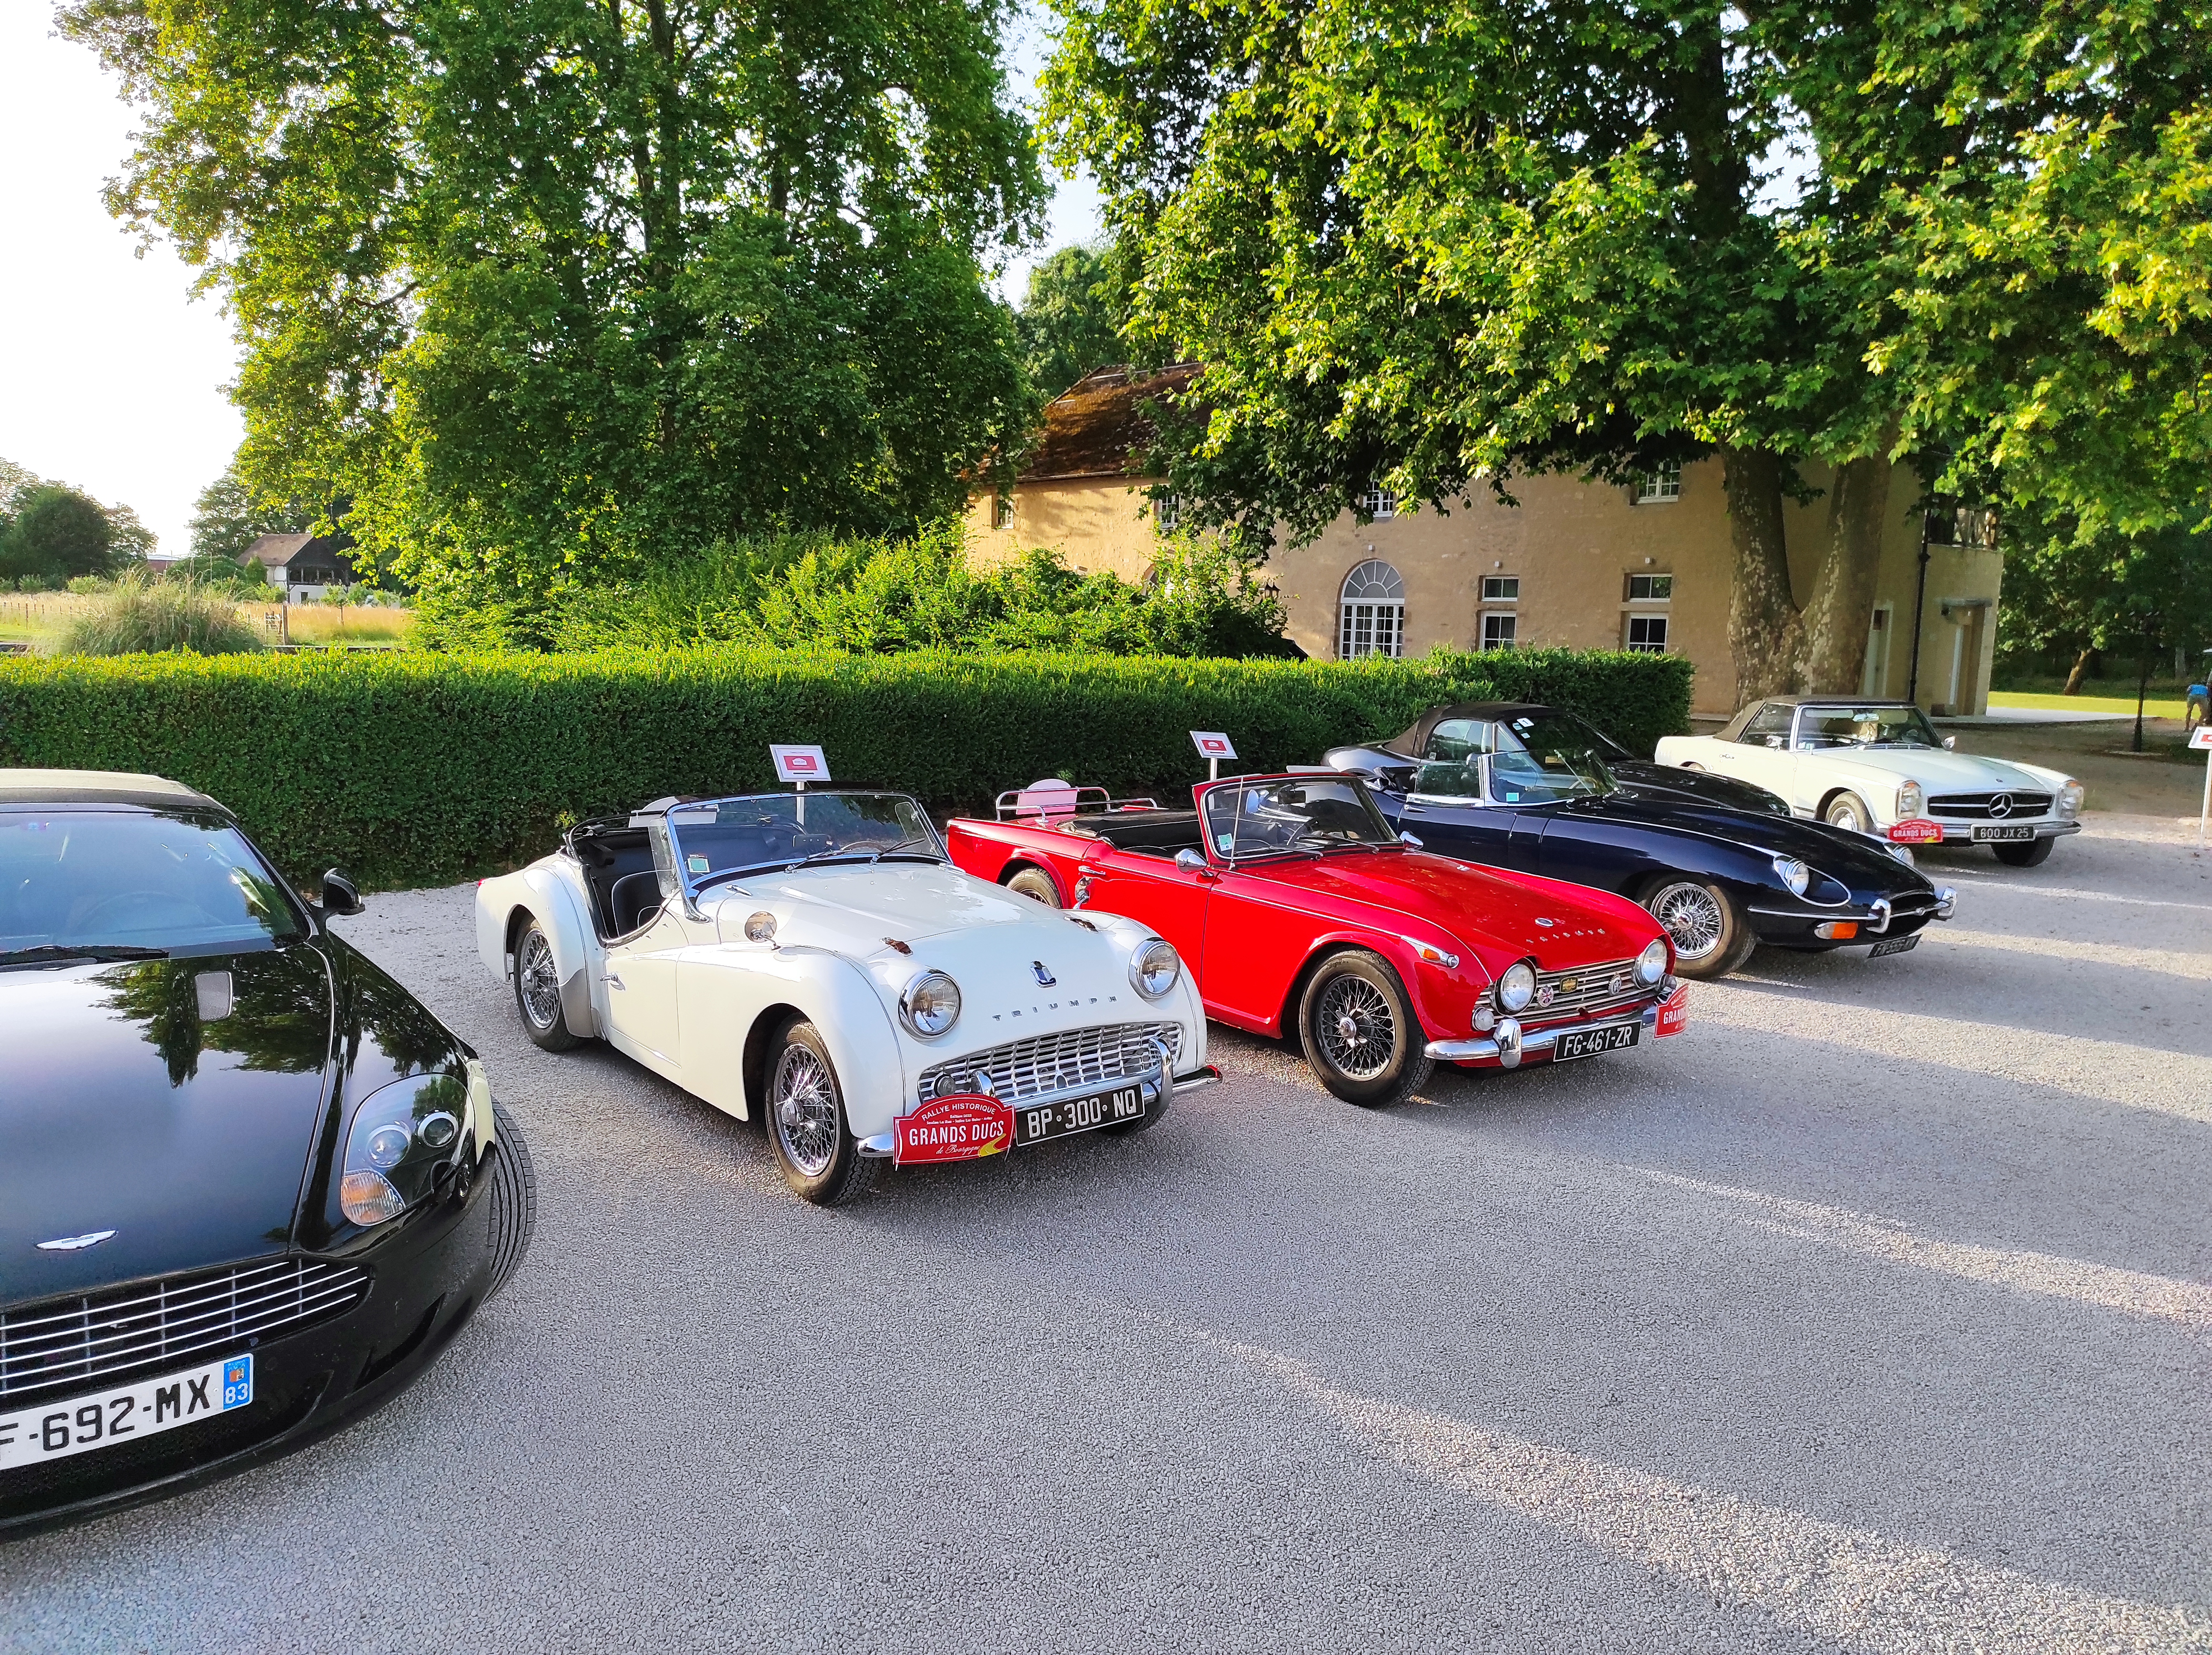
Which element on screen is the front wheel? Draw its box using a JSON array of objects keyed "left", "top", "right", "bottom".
[
  {"left": 1992, "top": 836, "right": 2056, "bottom": 868},
  {"left": 1298, "top": 951, "right": 1433, "bottom": 1107},
  {"left": 763, "top": 1019, "right": 875, "bottom": 1206},
  {"left": 1005, "top": 866, "right": 1062, "bottom": 908},
  {"left": 1824, "top": 792, "right": 1874, "bottom": 835},
  {"left": 512, "top": 919, "right": 583, "bottom": 1051},
  {"left": 1644, "top": 877, "right": 1757, "bottom": 980}
]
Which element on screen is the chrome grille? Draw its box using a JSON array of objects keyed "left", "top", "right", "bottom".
[
  {"left": 920, "top": 1022, "right": 1182, "bottom": 1105},
  {"left": 1528, "top": 959, "right": 1648, "bottom": 1024},
  {"left": 1928, "top": 791, "right": 2052, "bottom": 819},
  {"left": 1, "top": 1258, "right": 369, "bottom": 1406}
]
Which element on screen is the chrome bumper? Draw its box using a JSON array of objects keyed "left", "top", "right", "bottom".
[
  {"left": 1935, "top": 819, "right": 2080, "bottom": 844},
  {"left": 1426, "top": 991, "right": 1666, "bottom": 1069},
  {"left": 858, "top": 1057, "right": 1219, "bottom": 1157}
]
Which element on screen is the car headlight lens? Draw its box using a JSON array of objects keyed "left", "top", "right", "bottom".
[
  {"left": 1887, "top": 842, "right": 1915, "bottom": 867},
  {"left": 1131, "top": 939, "right": 1181, "bottom": 999},
  {"left": 339, "top": 1067, "right": 478, "bottom": 1227},
  {"left": 2058, "top": 780, "right": 2084, "bottom": 817},
  {"left": 900, "top": 970, "right": 962, "bottom": 1038},
  {"left": 1896, "top": 780, "right": 1924, "bottom": 819},
  {"left": 1773, "top": 856, "right": 1810, "bottom": 897},
  {"left": 1635, "top": 938, "right": 1669, "bottom": 985},
  {"left": 1496, "top": 960, "right": 1536, "bottom": 1013}
]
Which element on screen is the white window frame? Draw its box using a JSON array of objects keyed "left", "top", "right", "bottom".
[
  {"left": 1634, "top": 463, "right": 1682, "bottom": 504},
  {"left": 1338, "top": 559, "right": 1406, "bottom": 659},
  {"left": 1480, "top": 575, "right": 1519, "bottom": 603},
  {"left": 1154, "top": 492, "right": 1180, "bottom": 532},
  {"left": 1624, "top": 613, "right": 1669, "bottom": 654},
  {"left": 993, "top": 496, "right": 1014, "bottom": 530},
  {"left": 1626, "top": 572, "right": 1673, "bottom": 602},
  {"left": 1480, "top": 611, "right": 1518, "bottom": 652},
  {"left": 1359, "top": 483, "right": 1397, "bottom": 521}
]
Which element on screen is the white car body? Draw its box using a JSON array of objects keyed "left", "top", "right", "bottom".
[
  {"left": 472, "top": 793, "right": 1208, "bottom": 1157},
  {"left": 1653, "top": 698, "right": 2083, "bottom": 849}
]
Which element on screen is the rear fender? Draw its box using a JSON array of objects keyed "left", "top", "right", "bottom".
[{"left": 476, "top": 862, "right": 600, "bottom": 1038}]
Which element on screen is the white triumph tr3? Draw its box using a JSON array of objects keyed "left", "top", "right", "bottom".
[{"left": 474, "top": 785, "right": 1214, "bottom": 1204}]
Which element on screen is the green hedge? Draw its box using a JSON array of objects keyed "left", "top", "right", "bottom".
[{"left": 0, "top": 646, "right": 1693, "bottom": 889}]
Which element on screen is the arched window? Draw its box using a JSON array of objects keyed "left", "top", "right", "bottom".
[{"left": 1338, "top": 560, "right": 1405, "bottom": 659}]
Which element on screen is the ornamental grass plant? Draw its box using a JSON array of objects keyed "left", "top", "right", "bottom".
[{"left": 57, "top": 571, "right": 264, "bottom": 656}]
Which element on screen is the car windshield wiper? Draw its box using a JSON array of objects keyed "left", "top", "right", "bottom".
[{"left": 0, "top": 943, "right": 170, "bottom": 969}]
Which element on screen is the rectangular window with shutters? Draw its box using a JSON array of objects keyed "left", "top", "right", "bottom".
[
  {"left": 1480, "top": 612, "right": 1517, "bottom": 651},
  {"left": 1481, "top": 576, "right": 1519, "bottom": 602},
  {"left": 1624, "top": 615, "right": 1668, "bottom": 653}
]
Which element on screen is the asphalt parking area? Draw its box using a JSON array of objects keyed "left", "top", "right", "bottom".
[{"left": 6, "top": 820, "right": 2210, "bottom": 1654}]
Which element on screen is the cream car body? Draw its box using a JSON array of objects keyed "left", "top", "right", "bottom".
[
  {"left": 1654, "top": 698, "right": 2083, "bottom": 851},
  {"left": 473, "top": 792, "right": 1208, "bottom": 1160}
]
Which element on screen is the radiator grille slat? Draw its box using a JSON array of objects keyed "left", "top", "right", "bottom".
[
  {"left": 920, "top": 1022, "right": 1182, "bottom": 1105},
  {"left": 1, "top": 1260, "right": 368, "bottom": 1406},
  {"left": 1927, "top": 791, "right": 2052, "bottom": 820},
  {"left": 1528, "top": 960, "right": 1649, "bottom": 1025}
]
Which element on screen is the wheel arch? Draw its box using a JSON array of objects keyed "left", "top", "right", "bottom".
[
  {"left": 1277, "top": 934, "right": 1431, "bottom": 1042},
  {"left": 998, "top": 858, "right": 1065, "bottom": 904},
  {"left": 740, "top": 1001, "right": 809, "bottom": 1124},
  {"left": 496, "top": 867, "right": 601, "bottom": 1038}
]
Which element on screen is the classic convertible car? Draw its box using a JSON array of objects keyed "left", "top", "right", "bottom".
[
  {"left": 474, "top": 787, "right": 1212, "bottom": 1205},
  {"left": 1323, "top": 707, "right": 1955, "bottom": 978},
  {"left": 947, "top": 773, "right": 1686, "bottom": 1107},
  {"left": 1654, "top": 698, "right": 2084, "bottom": 866},
  {"left": 1, "top": 769, "right": 532, "bottom": 1536}
]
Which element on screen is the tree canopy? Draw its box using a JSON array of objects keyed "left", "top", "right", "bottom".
[
  {"left": 188, "top": 465, "right": 313, "bottom": 565},
  {"left": 1014, "top": 244, "right": 1128, "bottom": 399},
  {"left": 66, "top": 0, "right": 1051, "bottom": 638},
  {"left": 0, "top": 485, "right": 124, "bottom": 585}
]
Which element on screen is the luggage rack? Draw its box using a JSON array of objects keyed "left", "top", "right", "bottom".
[{"left": 994, "top": 782, "right": 1162, "bottom": 823}]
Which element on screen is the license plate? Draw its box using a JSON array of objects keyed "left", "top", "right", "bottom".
[
  {"left": 1870, "top": 934, "right": 1919, "bottom": 958},
  {"left": 0, "top": 1353, "right": 252, "bottom": 1474},
  {"left": 1971, "top": 823, "right": 2034, "bottom": 841},
  {"left": 1552, "top": 1022, "right": 1640, "bottom": 1062},
  {"left": 1013, "top": 1084, "right": 1144, "bottom": 1147}
]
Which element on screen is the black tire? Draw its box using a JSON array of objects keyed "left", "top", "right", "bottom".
[
  {"left": 1643, "top": 876, "right": 1758, "bottom": 980},
  {"left": 1297, "top": 950, "right": 1433, "bottom": 1107},
  {"left": 1006, "top": 866, "right": 1062, "bottom": 908},
  {"left": 1992, "top": 836, "right": 2055, "bottom": 868},
  {"left": 482, "top": 1102, "right": 536, "bottom": 1301},
  {"left": 763, "top": 1018, "right": 875, "bottom": 1206},
  {"left": 1823, "top": 792, "right": 1874, "bottom": 835},
  {"left": 512, "top": 918, "right": 583, "bottom": 1051}
]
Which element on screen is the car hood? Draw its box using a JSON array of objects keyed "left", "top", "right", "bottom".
[
  {"left": 1541, "top": 797, "right": 1934, "bottom": 891},
  {"left": 1236, "top": 851, "right": 1660, "bottom": 967},
  {"left": 1801, "top": 747, "right": 2061, "bottom": 792},
  {"left": 0, "top": 946, "right": 335, "bottom": 1305},
  {"left": 1608, "top": 760, "right": 1788, "bottom": 816},
  {"left": 712, "top": 860, "right": 1076, "bottom": 948}
]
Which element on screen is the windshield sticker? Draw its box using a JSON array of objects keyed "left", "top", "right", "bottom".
[{"left": 686, "top": 855, "right": 709, "bottom": 873}]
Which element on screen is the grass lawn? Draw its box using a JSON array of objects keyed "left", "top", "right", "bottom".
[{"left": 1987, "top": 689, "right": 2190, "bottom": 720}]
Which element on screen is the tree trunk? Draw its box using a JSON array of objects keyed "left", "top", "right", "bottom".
[
  {"left": 1722, "top": 445, "right": 1802, "bottom": 705},
  {"left": 1796, "top": 453, "right": 1892, "bottom": 694},
  {"left": 2061, "top": 646, "right": 2098, "bottom": 694}
]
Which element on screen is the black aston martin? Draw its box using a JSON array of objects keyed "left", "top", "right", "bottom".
[
  {"left": 1324, "top": 708, "right": 1956, "bottom": 978},
  {"left": 0, "top": 769, "right": 533, "bottom": 1535}
]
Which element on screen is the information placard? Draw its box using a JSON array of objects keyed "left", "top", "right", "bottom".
[
  {"left": 1189, "top": 731, "right": 1237, "bottom": 761},
  {"left": 769, "top": 744, "right": 830, "bottom": 784}
]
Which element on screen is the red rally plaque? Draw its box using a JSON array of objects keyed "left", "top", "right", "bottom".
[
  {"left": 1656, "top": 984, "right": 1690, "bottom": 1038},
  {"left": 892, "top": 1094, "right": 1014, "bottom": 1166},
  {"left": 1888, "top": 818, "right": 1945, "bottom": 845}
]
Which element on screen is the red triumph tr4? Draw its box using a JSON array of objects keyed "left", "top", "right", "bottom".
[{"left": 945, "top": 773, "right": 1689, "bottom": 1106}]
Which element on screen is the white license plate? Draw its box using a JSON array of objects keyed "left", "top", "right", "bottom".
[
  {"left": 0, "top": 1353, "right": 252, "bottom": 1474},
  {"left": 1870, "top": 934, "right": 1919, "bottom": 958},
  {"left": 1552, "top": 1022, "right": 1640, "bottom": 1062},
  {"left": 1971, "top": 824, "right": 2034, "bottom": 842}
]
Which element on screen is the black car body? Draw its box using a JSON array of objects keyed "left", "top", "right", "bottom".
[
  {"left": 1323, "top": 708, "right": 1955, "bottom": 978},
  {"left": 0, "top": 770, "right": 531, "bottom": 1536}
]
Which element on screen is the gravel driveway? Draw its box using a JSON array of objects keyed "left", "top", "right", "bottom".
[{"left": 6, "top": 820, "right": 2210, "bottom": 1654}]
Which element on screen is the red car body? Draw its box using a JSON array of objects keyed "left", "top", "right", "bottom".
[{"left": 945, "top": 777, "right": 1685, "bottom": 1072}]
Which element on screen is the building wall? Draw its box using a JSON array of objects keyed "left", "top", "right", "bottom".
[{"left": 967, "top": 458, "right": 2002, "bottom": 723}]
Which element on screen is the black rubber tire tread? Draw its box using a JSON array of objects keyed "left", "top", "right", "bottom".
[
  {"left": 1297, "top": 950, "right": 1434, "bottom": 1108},
  {"left": 512, "top": 918, "right": 584, "bottom": 1052},
  {"left": 1005, "top": 866, "right": 1062, "bottom": 908},
  {"left": 1823, "top": 792, "right": 1874, "bottom": 835},
  {"left": 766, "top": 1019, "right": 877, "bottom": 1207},
  {"left": 1992, "top": 836, "right": 2056, "bottom": 868},
  {"left": 482, "top": 1102, "right": 537, "bottom": 1302},
  {"left": 1645, "top": 875, "right": 1758, "bottom": 981}
]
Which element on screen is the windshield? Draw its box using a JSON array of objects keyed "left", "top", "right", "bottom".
[
  {"left": 666, "top": 792, "right": 943, "bottom": 893},
  {"left": 0, "top": 808, "right": 302, "bottom": 960},
  {"left": 1201, "top": 778, "right": 1400, "bottom": 860},
  {"left": 1797, "top": 705, "right": 1943, "bottom": 749}
]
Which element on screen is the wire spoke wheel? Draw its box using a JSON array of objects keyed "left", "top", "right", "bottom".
[
  {"left": 1649, "top": 881, "right": 1725, "bottom": 962},
  {"left": 770, "top": 1044, "right": 842, "bottom": 1179},
  {"left": 1314, "top": 975, "right": 1397, "bottom": 1080},
  {"left": 517, "top": 931, "right": 563, "bottom": 1030}
]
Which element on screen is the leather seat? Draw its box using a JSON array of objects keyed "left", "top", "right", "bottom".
[{"left": 608, "top": 871, "right": 663, "bottom": 936}]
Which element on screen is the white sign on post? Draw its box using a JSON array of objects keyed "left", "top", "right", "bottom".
[
  {"left": 770, "top": 745, "right": 830, "bottom": 787},
  {"left": 2195, "top": 725, "right": 2212, "bottom": 850},
  {"left": 1190, "top": 730, "right": 1236, "bottom": 781},
  {"left": 2192, "top": 726, "right": 2212, "bottom": 751}
]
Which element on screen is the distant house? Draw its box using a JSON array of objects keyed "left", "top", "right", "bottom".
[{"left": 242, "top": 532, "right": 357, "bottom": 603}]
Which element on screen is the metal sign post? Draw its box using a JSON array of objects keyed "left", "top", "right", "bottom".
[
  {"left": 1190, "top": 730, "right": 1237, "bottom": 783},
  {"left": 771, "top": 744, "right": 830, "bottom": 824},
  {"left": 2193, "top": 725, "right": 2212, "bottom": 849}
]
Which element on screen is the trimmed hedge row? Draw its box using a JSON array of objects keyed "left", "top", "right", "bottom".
[{"left": 0, "top": 646, "right": 1693, "bottom": 889}]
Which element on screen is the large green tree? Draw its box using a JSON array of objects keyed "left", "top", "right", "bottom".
[
  {"left": 0, "top": 486, "right": 122, "bottom": 583},
  {"left": 187, "top": 464, "right": 313, "bottom": 565},
  {"left": 1040, "top": 0, "right": 2212, "bottom": 699},
  {"left": 65, "top": 0, "right": 1049, "bottom": 639},
  {"left": 1014, "top": 243, "right": 1128, "bottom": 398}
]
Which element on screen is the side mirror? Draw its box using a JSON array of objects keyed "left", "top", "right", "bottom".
[
  {"left": 1174, "top": 848, "right": 1210, "bottom": 875},
  {"left": 1942, "top": 735, "right": 1957, "bottom": 750},
  {"left": 1398, "top": 832, "right": 1425, "bottom": 849},
  {"left": 318, "top": 868, "right": 365, "bottom": 918}
]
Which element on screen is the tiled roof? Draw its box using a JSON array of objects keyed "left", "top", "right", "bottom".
[
  {"left": 1018, "top": 364, "right": 1202, "bottom": 483},
  {"left": 242, "top": 532, "right": 315, "bottom": 570}
]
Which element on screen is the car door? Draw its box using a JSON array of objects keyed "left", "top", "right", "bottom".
[
  {"left": 602, "top": 902, "right": 686, "bottom": 1080},
  {"left": 1708, "top": 702, "right": 1796, "bottom": 793},
  {"left": 1393, "top": 757, "right": 1536, "bottom": 872},
  {"left": 1070, "top": 845, "right": 1211, "bottom": 981}
]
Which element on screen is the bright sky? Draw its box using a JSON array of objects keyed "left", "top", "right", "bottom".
[{"left": 0, "top": 6, "right": 1099, "bottom": 557}]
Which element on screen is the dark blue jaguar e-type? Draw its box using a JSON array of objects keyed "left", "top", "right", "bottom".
[{"left": 1324, "top": 704, "right": 1955, "bottom": 978}]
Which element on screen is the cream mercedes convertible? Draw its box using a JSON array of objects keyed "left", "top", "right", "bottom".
[{"left": 474, "top": 790, "right": 1211, "bottom": 1204}]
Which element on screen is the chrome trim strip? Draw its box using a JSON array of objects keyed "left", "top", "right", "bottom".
[
  {"left": 1173, "top": 1065, "right": 1224, "bottom": 1093},
  {"left": 1427, "top": 1000, "right": 1661, "bottom": 1063}
]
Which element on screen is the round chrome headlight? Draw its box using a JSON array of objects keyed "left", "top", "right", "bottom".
[
  {"left": 1635, "top": 938, "right": 1669, "bottom": 985},
  {"left": 900, "top": 970, "right": 962, "bottom": 1039},
  {"left": 1496, "top": 960, "right": 1536, "bottom": 1013},
  {"left": 1773, "top": 856, "right": 1810, "bottom": 897},
  {"left": 1130, "top": 939, "right": 1181, "bottom": 999}
]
